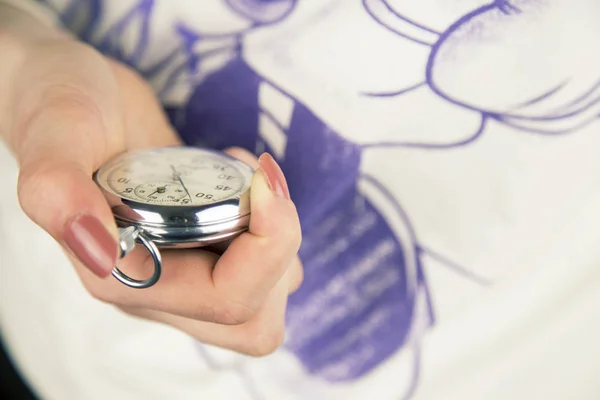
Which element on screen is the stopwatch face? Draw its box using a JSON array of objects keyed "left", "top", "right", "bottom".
[{"left": 94, "top": 147, "right": 253, "bottom": 207}]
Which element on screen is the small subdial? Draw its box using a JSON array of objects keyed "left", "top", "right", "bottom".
[{"left": 133, "top": 182, "right": 187, "bottom": 204}]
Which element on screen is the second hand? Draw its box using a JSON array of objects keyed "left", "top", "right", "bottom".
[{"left": 170, "top": 165, "right": 193, "bottom": 202}]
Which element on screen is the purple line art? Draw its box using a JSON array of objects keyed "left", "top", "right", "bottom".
[
  {"left": 45, "top": 0, "right": 298, "bottom": 101},
  {"left": 361, "top": 0, "right": 600, "bottom": 146},
  {"left": 362, "top": 0, "right": 439, "bottom": 46},
  {"left": 168, "top": 55, "right": 479, "bottom": 396},
  {"left": 38, "top": 0, "right": 600, "bottom": 398}
]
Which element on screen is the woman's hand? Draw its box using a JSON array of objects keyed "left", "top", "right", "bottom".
[{"left": 0, "top": 4, "right": 302, "bottom": 356}]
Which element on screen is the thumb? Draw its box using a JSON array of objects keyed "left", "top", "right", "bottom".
[
  {"left": 13, "top": 46, "right": 124, "bottom": 278},
  {"left": 19, "top": 164, "right": 119, "bottom": 279}
]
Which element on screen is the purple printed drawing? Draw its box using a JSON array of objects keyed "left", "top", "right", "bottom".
[
  {"left": 362, "top": 0, "right": 600, "bottom": 141},
  {"left": 45, "top": 0, "right": 298, "bottom": 102},
  {"left": 40, "top": 0, "right": 599, "bottom": 398}
]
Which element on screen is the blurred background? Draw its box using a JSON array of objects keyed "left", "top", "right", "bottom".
[{"left": 1, "top": 338, "right": 37, "bottom": 400}]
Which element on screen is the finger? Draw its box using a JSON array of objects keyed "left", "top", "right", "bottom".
[
  {"left": 13, "top": 43, "right": 182, "bottom": 281},
  {"left": 13, "top": 42, "right": 126, "bottom": 278},
  {"left": 120, "top": 266, "right": 293, "bottom": 357},
  {"left": 77, "top": 154, "right": 301, "bottom": 324},
  {"left": 288, "top": 256, "right": 304, "bottom": 294},
  {"left": 212, "top": 153, "right": 301, "bottom": 312},
  {"left": 225, "top": 147, "right": 304, "bottom": 293},
  {"left": 78, "top": 218, "right": 302, "bottom": 315}
]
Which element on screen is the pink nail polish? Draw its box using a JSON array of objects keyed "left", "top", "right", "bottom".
[
  {"left": 258, "top": 153, "right": 291, "bottom": 200},
  {"left": 63, "top": 214, "right": 117, "bottom": 277}
]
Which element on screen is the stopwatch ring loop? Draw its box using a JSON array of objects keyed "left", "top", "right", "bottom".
[{"left": 112, "top": 233, "right": 162, "bottom": 289}]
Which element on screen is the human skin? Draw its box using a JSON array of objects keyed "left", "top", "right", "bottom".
[{"left": 0, "top": 2, "right": 303, "bottom": 357}]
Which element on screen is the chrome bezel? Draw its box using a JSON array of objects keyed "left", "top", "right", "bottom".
[{"left": 93, "top": 147, "right": 253, "bottom": 248}]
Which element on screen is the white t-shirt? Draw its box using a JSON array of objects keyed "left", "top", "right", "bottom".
[{"left": 1, "top": 0, "right": 600, "bottom": 399}]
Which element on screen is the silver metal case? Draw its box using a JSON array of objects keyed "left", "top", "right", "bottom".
[{"left": 93, "top": 146, "right": 254, "bottom": 288}]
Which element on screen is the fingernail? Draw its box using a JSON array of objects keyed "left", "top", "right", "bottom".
[
  {"left": 258, "top": 153, "right": 290, "bottom": 200},
  {"left": 63, "top": 214, "right": 117, "bottom": 278}
]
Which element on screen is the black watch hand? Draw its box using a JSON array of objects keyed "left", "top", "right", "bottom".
[{"left": 170, "top": 165, "right": 193, "bottom": 201}]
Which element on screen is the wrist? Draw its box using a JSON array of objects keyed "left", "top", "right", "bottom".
[
  {"left": 0, "top": 1, "right": 68, "bottom": 44},
  {"left": 0, "top": 2, "right": 73, "bottom": 147},
  {"left": 0, "top": 1, "right": 70, "bottom": 81},
  {"left": 0, "top": 0, "right": 60, "bottom": 30}
]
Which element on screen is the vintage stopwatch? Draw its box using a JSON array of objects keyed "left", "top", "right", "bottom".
[{"left": 93, "top": 146, "right": 254, "bottom": 289}]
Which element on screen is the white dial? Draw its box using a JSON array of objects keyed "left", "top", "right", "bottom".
[{"left": 95, "top": 147, "right": 252, "bottom": 206}]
